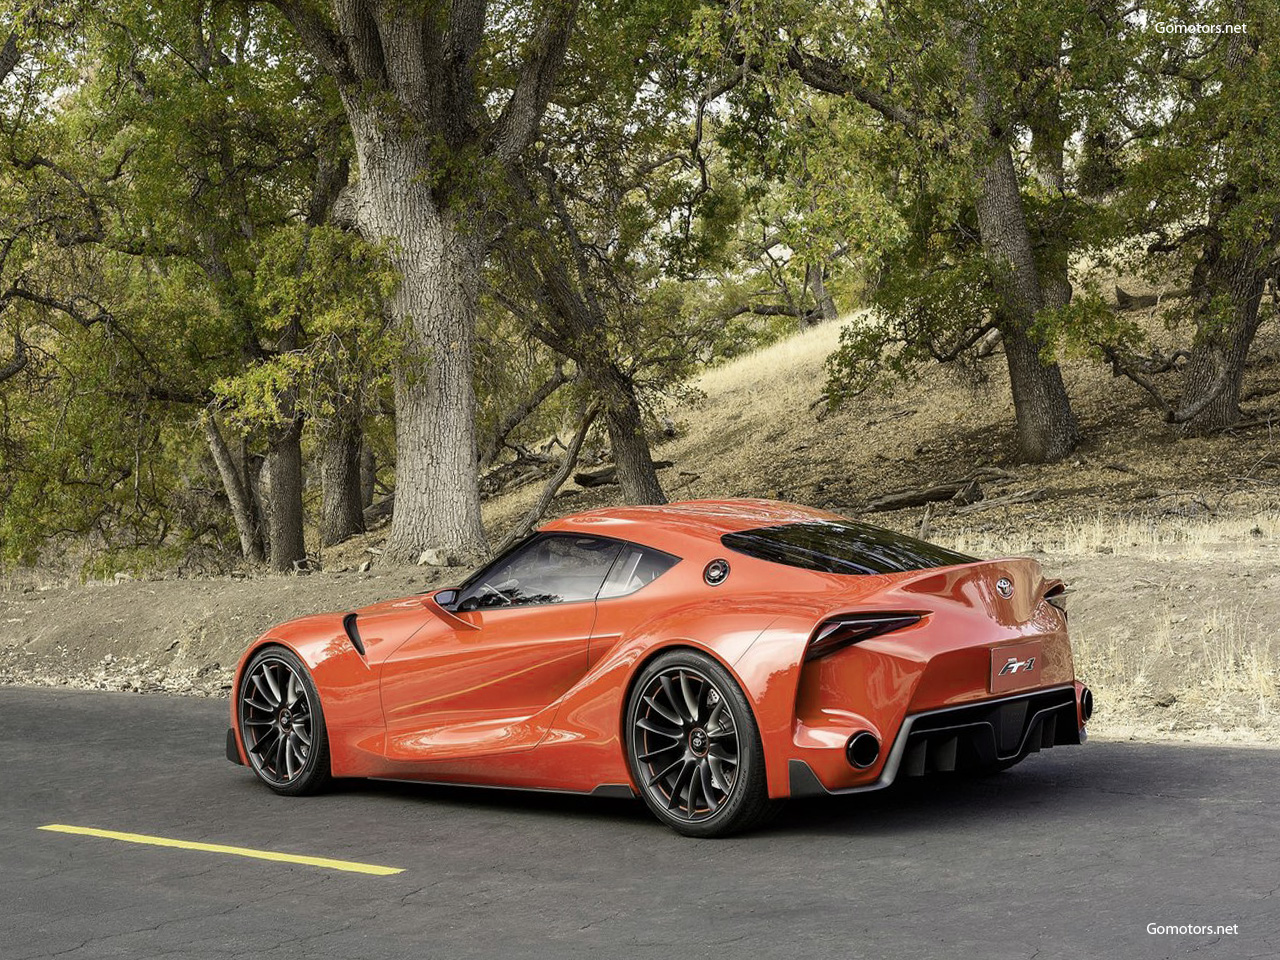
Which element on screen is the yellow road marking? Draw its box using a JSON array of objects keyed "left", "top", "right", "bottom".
[{"left": 38, "top": 824, "right": 403, "bottom": 876}]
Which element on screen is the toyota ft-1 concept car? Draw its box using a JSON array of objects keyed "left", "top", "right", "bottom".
[{"left": 228, "top": 499, "right": 1092, "bottom": 836}]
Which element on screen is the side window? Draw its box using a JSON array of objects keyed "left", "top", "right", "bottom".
[
  {"left": 455, "top": 535, "right": 622, "bottom": 610},
  {"left": 598, "top": 544, "right": 680, "bottom": 599}
]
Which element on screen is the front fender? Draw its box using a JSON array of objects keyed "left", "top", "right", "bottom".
[{"left": 228, "top": 613, "right": 385, "bottom": 776}]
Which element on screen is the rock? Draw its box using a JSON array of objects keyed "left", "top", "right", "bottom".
[
  {"left": 418, "top": 549, "right": 459, "bottom": 567},
  {"left": 358, "top": 560, "right": 373, "bottom": 573}
]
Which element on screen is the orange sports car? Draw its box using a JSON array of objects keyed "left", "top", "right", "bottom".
[{"left": 228, "top": 499, "right": 1092, "bottom": 837}]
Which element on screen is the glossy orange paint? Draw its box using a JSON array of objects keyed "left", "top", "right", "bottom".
[{"left": 229, "top": 499, "right": 1087, "bottom": 797}]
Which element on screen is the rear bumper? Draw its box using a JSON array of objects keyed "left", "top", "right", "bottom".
[{"left": 789, "top": 684, "right": 1085, "bottom": 797}]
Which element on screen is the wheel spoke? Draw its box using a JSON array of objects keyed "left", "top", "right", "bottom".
[
  {"left": 637, "top": 742, "right": 679, "bottom": 762},
  {"left": 708, "top": 743, "right": 737, "bottom": 763},
  {"left": 292, "top": 724, "right": 312, "bottom": 747},
  {"left": 666, "top": 760, "right": 694, "bottom": 811},
  {"left": 648, "top": 756, "right": 684, "bottom": 787},
  {"left": 657, "top": 675, "right": 685, "bottom": 723},
  {"left": 708, "top": 755, "right": 733, "bottom": 792},
  {"left": 636, "top": 717, "right": 682, "bottom": 740},
  {"left": 273, "top": 729, "right": 288, "bottom": 774},
  {"left": 261, "top": 665, "right": 283, "bottom": 705},
  {"left": 678, "top": 672, "right": 699, "bottom": 724},
  {"left": 249, "top": 726, "right": 279, "bottom": 756},
  {"left": 284, "top": 735, "right": 296, "bottom": 778},
  {"left": 686, "top": 762, "right": 702, "bottom": 814},
  {"left": 642, "top": 694, "right": 682, "bottom": 727},
  {"left": 251, "top": 674, "right": 279, "bottom": 708}
]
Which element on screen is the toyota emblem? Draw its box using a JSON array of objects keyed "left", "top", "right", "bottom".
[{"left": 996, "top": 577, "right": 1014, "bottom": 599}]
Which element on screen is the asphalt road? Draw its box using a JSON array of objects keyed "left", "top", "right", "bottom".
[{"left": 1, "top": 687, "right": 1276, "bottom": 960}]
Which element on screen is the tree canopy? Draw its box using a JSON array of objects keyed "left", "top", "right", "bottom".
[{"left": 1, "top": 0, "right": 1276, "bottom": 574}]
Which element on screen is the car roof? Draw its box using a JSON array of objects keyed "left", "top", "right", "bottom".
[{"left": 540, "top": 499, "right": 842, "bottom": 555}]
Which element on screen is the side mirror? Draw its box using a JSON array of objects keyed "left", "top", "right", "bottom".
[{"left": 421, "top": 589, "right": 481, "bottom": 631}]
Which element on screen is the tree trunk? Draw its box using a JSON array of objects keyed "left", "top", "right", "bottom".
[
  {"left": 320, "top": 405, "right": 365, "bottom": 546},
  {"left": 263, "top": 415, "right": 307, "bottom": 572},
  {"left": 201, "top": 412, "right": 264, "bottom": 563},
  {"left": 965, "top": 36, "right": 1079, "bottom": 463},
  {"left": 360, "top": 441, "right": 376, "bottom": 509},
  {"left": 971, "top": 138, "right": 1079, "bottom": 463},
  {"left": 809, "top": 263, "right": 838, "bottom": 321},
  {"left": 343, "top": 113, "right": 487, "bottom": 562},
  {"left": 1179, "top": 240, "right": 1269, "bottom": 434},
  {"left": 595, "top": 368, "right": 666, "bottom": 505}
]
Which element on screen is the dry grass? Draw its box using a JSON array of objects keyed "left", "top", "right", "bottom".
[
  {"left": 693, "top": 319, "right": 849, "bottom": 400},
  {"left": 941, "top": 509, "right": 1280, "bottom": 559},
  {"left": 1073, "top": 598, "right": 1279, "bottom": 741}
]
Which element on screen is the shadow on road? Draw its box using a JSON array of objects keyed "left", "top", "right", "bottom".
[{"left": 308, "top": 738, "right": 1265, "bottom": 838}]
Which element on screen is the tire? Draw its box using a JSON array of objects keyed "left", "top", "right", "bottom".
[
  {"left": 237, "top": 646, "right": 331, "bottom": 796},
  {"left": 625, "top": 649, "right": 776, "bottom": 838}
]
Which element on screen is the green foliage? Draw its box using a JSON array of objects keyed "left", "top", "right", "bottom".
[{"left": 213, "top": 225, "right": 398, "bottom": 435}]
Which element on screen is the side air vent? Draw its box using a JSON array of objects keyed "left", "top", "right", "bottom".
[
  {"left": 805, "top": 613, "right": 923, "bottom": 661},
  {"left": 342, "top": 613, "right": 365, "bottom": 656}
]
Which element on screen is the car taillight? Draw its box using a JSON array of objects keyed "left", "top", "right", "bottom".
[{"left": 805, "top": 613, "right": 923, "bottom": 661}]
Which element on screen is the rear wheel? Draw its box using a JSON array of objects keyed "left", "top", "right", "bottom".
[
  {"left": 238, "top": 647, "right": 331, "bottom": 796},
  {"left": 625, "top": 650, "right": 776, "bottom": 837}
]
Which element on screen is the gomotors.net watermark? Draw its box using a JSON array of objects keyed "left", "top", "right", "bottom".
[
  {"left": 1147, "top": 923, "right": 1240, "bottom": 936},
  {"left": 1151, "top": 21, "right": 1247, "bottom": 34}
]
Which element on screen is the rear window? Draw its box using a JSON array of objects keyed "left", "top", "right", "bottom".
[{"left": 721, "top": 520, "right": 975, "bottom": 576}]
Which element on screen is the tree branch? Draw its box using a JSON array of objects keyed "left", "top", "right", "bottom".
[
  {"left": 491, "top": 398, "right": 598, "bottom": 556},
  {"left": 265, "top": 0, "right": 354, "bottom": 82},
  {"left": 490, "top": 0, "right": 579, "bottom": 163},
  {"left": 786, "top": 44, "right": 917, "bottom": 130},
  {"left": 0, "top": 327, "right": 28, "bottom": 383},
  {"left": 1099, "top": 343, "right": 1230, "bottom": 424},
  {"left": 479, "top": 363, "right": 575, "bottom": 468}
]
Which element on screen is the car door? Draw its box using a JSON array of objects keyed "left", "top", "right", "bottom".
[{"left": 379, "top": 534, "right": 622, "bottom": 761}]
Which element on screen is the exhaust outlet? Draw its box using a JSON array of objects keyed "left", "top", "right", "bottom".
[
  {"left": 1080, "top": 686, "right": 1094, "bottom": 723},
  {"left": 846, "top": 731, "right": 881, "bottom": 769}
]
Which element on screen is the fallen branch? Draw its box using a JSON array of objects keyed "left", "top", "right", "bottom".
[
  {"left": 1115, "top": 285, "right": 1190, "bottom": 311},
  {"left": 574, "top": 464, "right": 617, "bottom": 488},
  {"left": 953, "top": 488, "right": 1048, "bottom": 515},
  {"left": 865, "top": 469, "right": 1014, "bottom": 512},
  {"left": 478, "top": 365, "right": 574, "bottom": 469}
]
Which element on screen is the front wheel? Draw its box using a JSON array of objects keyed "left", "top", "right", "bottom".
[
  {"left": 238, "top": 646, "right": 331, "bottom": 796},
  {"left": 625, "top": 650, "right": 777, "bottom": 837}
]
